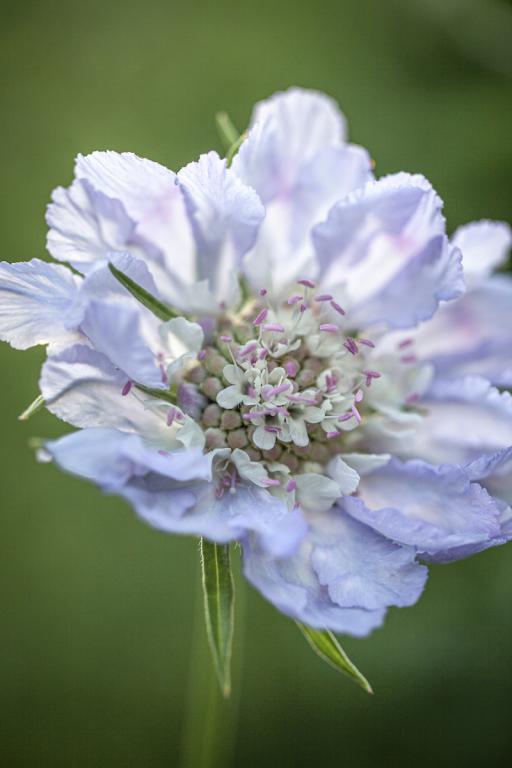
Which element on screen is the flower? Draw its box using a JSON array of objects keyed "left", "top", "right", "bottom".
[{"left": 1, "top": 87, "right": 511, "bottom": 637}]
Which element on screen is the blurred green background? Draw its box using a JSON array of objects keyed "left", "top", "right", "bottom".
[{"left": 1, "top": 0, "right": 511, "bottom": 765}]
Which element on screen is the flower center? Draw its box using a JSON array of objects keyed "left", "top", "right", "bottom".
[{"left": 179, "top": 279, "right": 383, "bottom": 476}]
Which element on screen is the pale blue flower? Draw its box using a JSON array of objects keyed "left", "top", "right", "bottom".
[{"left": 1, "top": 87, "right": 510, "bottom": 636}]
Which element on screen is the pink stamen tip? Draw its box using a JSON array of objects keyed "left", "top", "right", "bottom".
[
  {"left": 363, "top": 369, "right": 381, "bottom": 379},
  {"left": 319, "top": 323, "right": 338, "bottom": 333},
  {"left": 219, "top": 335, "right": 232, "bottom": 343},
  {"left": 288, "top": 394, "right": 319, "bottom": 405},
  {"left": 287, "top": 294, "right": 304, "bottom": 305},
  {"left": 300, "top": 303, "right": 307, "bottom": 313},
  {"left": 406, "top": 392, "right": 420, "bottom": 404},
  {"left": 358, "top": 338, "right": 375, "bottom": 348},
  {"left": 398, "top": 338, "right": 414, "bottom": 349},
  {"left": 158, "top": 450, "right": 169, "bottom": 456},
  {"left": 239, "top": 341, "right": 259, "bottom": 357},
  {"left": 264, "top": 425, "right": 281, "bottom": 433},
  {"left": 269, "top": 382, "right": 292, "bottom": 397},
  {"left": 247, "top": 385, "right": 256, "bottom": 398},
  {"left": 354, "top": 389, "right": 364, "bottom": 403},
  {"left": 344, "top": 338, "right": 358, "bottom": 355},
  {"left": 262, "top": 323, "right": 285, "bottom": 333},
  {"left": 259, "top": 288, "right": 268, "bottom": 296},
  {"left": 167, "top": 408, "right": 177, "bottom": 426},
  {"left": 121, "top": 380, "right": 133, "bottom": 396},
  {"left": 286, "top": 479, "right": 297, "bottom": 493},
  {"left": 330, "top": 300, "right": 346, "bottom": 315},
  {"left": 401, "top": 354, "right": 417, "bottom": 364},
  {"left": 298, "top": 279, "right": 316, "bottom": 289},
  {"left": 253, "top": 308, "right": 268, "bottom": 326},
  {"left": 262, "top": 477, "right": 281, "bottom": 487},
  {"left": 351, "top": 405, "right": 362, "bottom": 423},
  {"left": 338, "top": 412, "right": 354, "bottom": 422},
  {"left": 326, "top": 431, "right": 339, "bottom": 439},
  {"left": 314, "top": 294, "right": 333, "bottom": 302},
  {"left": 270, "top": 406, "right": 290, "bottom": 417},
  {"left": 284, "top": 360, "right": 299, "bottom": 377},
  {"left": 197, "top": 350, "right": 206, "bottom": 360},
  {"left": 259, "top": 348, "right": 269, "bottom": 360}
]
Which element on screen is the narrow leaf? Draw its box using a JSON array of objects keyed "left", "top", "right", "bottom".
[
  {"left": 200, "top": 539, "right": 235, "bottom": 698},
  {"left": 18, "top": 394, "right": 45, "bottom": 421},
  {"left": 225, "top": 133, "right": 246, "bottom": 168},
  {"left": 215, "top": 111, "right": 240, "bottom": 151},
  {"left": 296, "top": 623, "right": 373, "bottom": 694},
  {"left": 134, "top": 383, "right": 177, "bottom": 404},
  {"left": 108, "top": 263, "right": 178, "bottom": 321}
]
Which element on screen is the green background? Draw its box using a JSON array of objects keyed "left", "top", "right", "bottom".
[{"left": 1, "top": 1, "right": 511, "bottom": 765}]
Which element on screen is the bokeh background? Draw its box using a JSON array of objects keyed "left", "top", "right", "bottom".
[{"left": 1, "top": 0, "right": 512, "bottom": 765}]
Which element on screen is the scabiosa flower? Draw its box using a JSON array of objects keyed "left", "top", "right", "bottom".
[{"left": 1, "top": 88, "right": 511, "bottom": 686}]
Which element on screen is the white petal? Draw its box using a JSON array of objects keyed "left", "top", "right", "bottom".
[
  {"left": 453, "top": 220, "right": 511, "bottom": 287},
  {"left": 327, "top": 456, "right": 360, "bottom": 495}
]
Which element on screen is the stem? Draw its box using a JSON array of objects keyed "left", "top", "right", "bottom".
[{"left": 179, "top": 543, "right": 245, "bottom": 768}]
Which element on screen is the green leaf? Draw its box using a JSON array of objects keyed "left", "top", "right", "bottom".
[
  {"left": 296, "top": 623, "right": 373, "bottom": 694},
  {"left": 108, "top": 263, "right": 178, "bottom": 321},
  {"left": 215, "top": 111, "right": 240, "bottom": 151},
  {"left": 200, "top": 539, "right": 235, "bottom": 698},
  {"left": 18, "top": 394, "right": 45, "bottom": 421}
]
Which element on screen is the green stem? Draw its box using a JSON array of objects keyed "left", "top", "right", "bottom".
[{"left": 179, "top": 544, "right": 244, "bottom": 768}]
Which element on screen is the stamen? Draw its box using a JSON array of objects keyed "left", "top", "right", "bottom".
[
  {"left": 262, "top": 323, "right": 285, "bottom": 333},
  {"left": 264, "top": 425, "right": 281, "bottom": 433},
  {"left": 363, "top": 369, "right": 381, "bottom": 387},
  {"left": 330, "top": 300, "right": 346, "bottom": 315},
  {"left": 405, "top": 392, "right": 420, "bottom": 404},
  {"left": 398, "top": 338, "right": 414, "bottom": 349},
  {"left": 401, "top": 354, "right": 417, "bottom": 364},
  {"left": 219, "top": 335, "right": 232, "bottom": 343},
  {"left": 266, "top": 382, "right": 292, "bottom": 397},
  {"left": 121, "top": 380, "right": 133, "bottom": 396},
  {"left": 300, "top": 304, "right": 307, "bottom": 313},
  {"left": 344, "top": 337, "right": 358, "bottom": 355},
  {"left": 259, "top": 348, "right": 269, "bottom": 360},
  {"left": 338, "top": 412, "right": 354, "bottom": 422},
  {"left": 259, "top": 288, "right": 268, "bottom": 296},
  {"left": 298, "top": 279, "right": 316, "bottom": 288},
  {"left": 354, "top": 389, "right": 364, "bottom": 403},
  {"left": 288, "top": 393, "right": 318, "bottom": 405},
  {"left": 326, "top": 431, "right": 339, "bottom": 439},
  {"left": 197, "top": 349, "right": 206, "bottom": 361},
  {"left": 319, "top": 323, "right": 338, "bottom": 333},
  {"left": 286, "top": 478, "right": 297, "bottom": 492},
  {"left": 287, "top": 295, "right": 303, "bottom": 305},
  {"left": 358, "top": 338, "right": 375, "bottom": 348},
  {"left": 314, "top": 294, "right": 333, "bottom": 302},
  {"left": 239, "top": 341, "right": 259, "bottom": 358},
  {"left": 262, "top": 477, "right": 281, "bottom": 487},
  {"left": 253, "top": 308, "right": 268, "bottom": 326},
  {"left": 351, "top": 404, "right": 362, "bottom": 423},
  {"left": 167, "top": 407, "right": 178, "bottom": 426}
]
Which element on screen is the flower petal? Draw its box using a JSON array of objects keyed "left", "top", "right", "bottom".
[
  {"left": 177, "top": 151, "right": 264, "bottom": 310},
  {"left": 313, "top": 173, "right": 464, "bottom": 328},
  {"left": 453, "top": 219, "right": 511, "bottom": 288},
  {"left": 0, "top": 259, "right": 82, "bottom": 350},
  {"left": 344, "top": 458, "right": 501, "bottom": 560},
  {"left": 40, "top": 344, "right": 175, "bottom": 444}
]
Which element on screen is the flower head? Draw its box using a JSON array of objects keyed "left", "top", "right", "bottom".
[{"left": 1, "top": 87, "right": 511, "bottom": 638}]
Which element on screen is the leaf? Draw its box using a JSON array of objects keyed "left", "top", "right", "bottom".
[
  {"left": 200, "top": 539, "right": 235, "bottom": 698},
  {"left": 108, "top": 263, "right": 178, "bottom": 321},
  {"left": 18, "top": 394, "right": 45, "bottom": 421},
  {"left": 296, "top": 623, "right": 373, "bottom": 694}
]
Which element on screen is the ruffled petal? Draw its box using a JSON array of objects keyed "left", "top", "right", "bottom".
[
  {"left": 0, "top": 259, "right": 82, "bottom": 350},
  {"left": 310, "top": 510, "right": 427, "bottom": 611},
  {"left": 406, "top": 376, "right": 512, "bottom": 464},
  {"left": 406, "top": 275, "right": 512, "bottom": 387},
  {"left": 242, "top": 534, "right": 385, "bottom": 636},
  {"left": 344, "top": 458, "right": 501, "bottom": 560},
  {"left": 313, "top": 173, "right": 464, "bottom": 328},
  {"left": 177, "top": 151, "right": 264, "bottom": 311},
  {"left": 40, "top": 344, "right": 175, "bottom": 444},
  {"left": 452, "top": 219, "right": 511, "bottom": 288}
]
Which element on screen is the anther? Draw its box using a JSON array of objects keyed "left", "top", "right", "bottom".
[
  {"left": 262, "top": 323, "right": 285, "bottom": 333},
  {"left": 253, "top": 308, "right": 268, "bottom": 326},
  {"left": 319, "top": 323, "right": 338, "bottom": 333},
  {"left": 314, "top": 294, "right": 333, "bottom": 302},
  {"left": 330, "top": 300, "right": 346, "bottom": 315},
  {"left": 121, "top": 380, "right": 133, "bottom": 396},
  {"left": 298, "top": 279, "right": 316, "bottom": 288}
]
